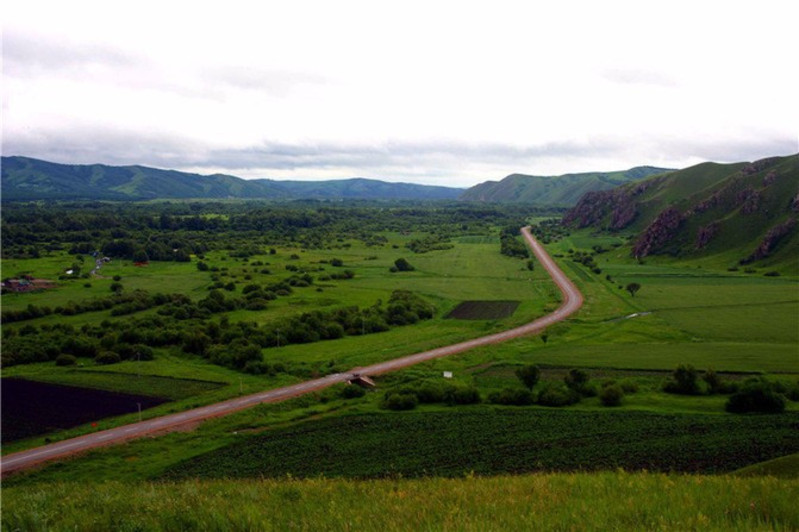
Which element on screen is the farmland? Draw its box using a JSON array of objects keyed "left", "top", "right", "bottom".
[
  {"left": 163, "top": 409, "right": 799, "bottom": 480},
  {"left": 2, "top": 200, "right": 798, "bottom": 529}
]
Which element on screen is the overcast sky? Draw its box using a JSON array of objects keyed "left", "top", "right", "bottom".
[{"left": 3, "top": 1, "right": 797, "bottom": 187}]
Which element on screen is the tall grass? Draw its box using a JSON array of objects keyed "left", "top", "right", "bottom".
[{"left": 3, "top": 472, "right": 796, "bottom": 531}]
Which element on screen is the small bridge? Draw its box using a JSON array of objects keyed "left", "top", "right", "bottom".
[{"left": 348, "top": 373, "right": 376, "bottom": 388}]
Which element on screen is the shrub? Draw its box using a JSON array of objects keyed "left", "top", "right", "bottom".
[
  {"left": 393, "top": 258, "right": 415, "bottom": 272},
  {"left": 415, "top": 383, "right": 445, "bottom": 404},
  {"left": 340, "top": 385, "right": 366, "bottom": 399},
  {"left": 95, "top": 351, "right": 122, "bottom": 365},
  {"left": 564, "top": 368, "right": 595, "bottom": 396},
  {"left": 515, "top": 365, "right": 540, "bottom": 390},
  {"left": 488, "top": 388, "right": 534, "bottom": 406},
  {"left": 440, "top": 385, "right": 481, "bottom": 406},
  {"left": 55, "top": 354, "right": 77, "bottom": 366},
  {"left": 599, "top": 384, "right": 624, "bottom": 407},
  {"left": 663, "top": 364, "right": 704, "bottom": 395},
  {"left": 537, "top": 383, "right": 580, "bottom": 407},
  {"left": 725, "top": 382, "right": 786, "bottom": 413},
  {"left": 619, "top": 379, "right": 639, "bottom": 394},
  {"left": 382, "top": 393, "right": 418, "bottom": 411}
]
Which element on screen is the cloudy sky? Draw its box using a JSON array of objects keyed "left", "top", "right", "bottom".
[{"left": 3, "top": 1, "right": 797, "bottom": 187}]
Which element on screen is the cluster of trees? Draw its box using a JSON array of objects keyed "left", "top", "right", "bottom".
[
  {"left": 1, "top": 321, "right": 155, "bottom": 367},
  {"left": 381, "top": 382, "right": 481, "bottom": 411},
  {"left": 405, "top": 235, "right": 454, "bottom": 254},
  {"left": 0, "top": 290, "right": 191, "bottom": 323},
  {"left": 663, "top": 364, "right": 797, "bottom": 413},
  {"left": 487, "top": 366, "right": 639, "bottom": 408},
  {"left": 2, "top": 202, "right": 552, "bottom": 260},
  {"left": 499, "top": 226, "right": 530, "bottom": 259},
  {"left": 569, "top": 250, "right": 602, "bottom": 274},
  {"left": 529, "top": 219, "right": 569, "bottom": 244}
]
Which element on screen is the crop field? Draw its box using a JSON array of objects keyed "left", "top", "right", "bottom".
[
  {"left": 445, "top": 300, "right": 520, "bottom": 320},
  {"left": 163, "top": 409, "right": 799, "bottom": 480},
  {"left": 1, "top": 378, "right": 168, "bottom": 442}
]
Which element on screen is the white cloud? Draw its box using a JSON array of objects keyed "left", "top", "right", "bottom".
[{"left": 3, "top": 0, "right": 797, "bottom": 187}]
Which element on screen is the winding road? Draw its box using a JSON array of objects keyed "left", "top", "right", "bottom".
[{"left": 0, "top": 227, "right": 583, "bottom": 476}]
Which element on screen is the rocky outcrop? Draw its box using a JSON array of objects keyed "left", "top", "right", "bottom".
[
  {"left": 632, "top": 207, "right": 684, "bottom": 258},
  {"left": 743, "top": 217, "right": 796, "bottom": 263},
  {"left": 695, "top": 222, "right": 719, "bottom": 250},
  {"left": 562, "top": 179, "right": 656, "bottom": 230},
  {"left": 741, "top": 157, "right": 780, "bottom": 176},
  {"left": 763, "top": 170, "right": 778, "bottom": 187},
  {"left": 737, "top": 187, "right": 760, "bottom": 215}
]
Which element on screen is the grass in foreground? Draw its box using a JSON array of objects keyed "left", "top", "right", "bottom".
[{"left": 2, "top": 472, "right": 796, "bottom": 531}]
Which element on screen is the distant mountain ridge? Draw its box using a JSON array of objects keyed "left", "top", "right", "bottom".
[
  {"left": 562, "top": 154, "right": 799, "bottom": 267},
  {"left": 0, "top": 156, "right": 464, "bottom": 201},
  {"left": 459, "top": 166, "right": 673, "bottom": 205}
]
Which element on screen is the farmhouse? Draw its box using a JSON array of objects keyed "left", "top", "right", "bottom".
[{"left": 1, "top": 277, "right": 56, "bottom": 293}]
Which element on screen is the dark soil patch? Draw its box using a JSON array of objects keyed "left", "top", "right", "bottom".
[
  {"left": 1, "top": 378, "right": 168, "bottom": 443},
  {"left": 446, "top": 300, "right": 520, "bottom": 320}
]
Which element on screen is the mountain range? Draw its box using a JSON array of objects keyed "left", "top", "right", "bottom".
[
  {"left": 0, "top": 157, "right": 463, "bottom": 202},
  {"left": 458, "top": 166, "right": 673, "bottom": 205},
  {"left": 562, "top": 154, "right": 799, "bottom": 268},
  {"left": 2, "top": 156, "right": 671, "bottom": 204}
]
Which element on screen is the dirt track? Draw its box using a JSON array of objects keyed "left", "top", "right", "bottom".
[{"left": 1, "top": 227, "right": 583, "bottom": 476}]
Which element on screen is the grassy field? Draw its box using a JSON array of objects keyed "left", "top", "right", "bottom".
[{"left": 3, "top": 473, "right": 797, "bottom": 531}]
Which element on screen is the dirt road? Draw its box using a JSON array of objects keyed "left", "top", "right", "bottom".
[{"left": 1, "top": 227, "right": 582, "bottom": 476}]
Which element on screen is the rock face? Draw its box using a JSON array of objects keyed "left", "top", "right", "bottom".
[
  {"left": 632, "top": 207, "right": 684, "bottom": 258},
  {"left": 737, "top": 187, "right": 761, "bottom": 215},
  {"left": 561, "top": 179, "right": 656, "bottom": 230},
  {"left": 744, "top": 217, "right": 797, "bottom": 263},
  {"left": 695, "top": 222, "right": 719, "bottom": 250}
]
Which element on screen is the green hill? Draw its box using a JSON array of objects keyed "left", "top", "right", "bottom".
[
  {"left": 562, "top": 154, "right": 799, "bottom": 268},
  {"left": 0, "top": 156, "right": 463, "bottom": 201},
  {"left": 459, "top": 166, "right": 672, "bottom": 205}
]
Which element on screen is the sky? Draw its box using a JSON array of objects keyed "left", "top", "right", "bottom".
[{"left": 3, "top": 1, "right": 797, "bottom": 188}]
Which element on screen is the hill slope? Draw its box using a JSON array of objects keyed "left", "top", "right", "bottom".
[
  {"left": 0, "top": 156, "right": 463, "bottom": 201},
  {"left": 562, "top": 154, "right": 799, "bottom": 268},
  {"left": 459, "top": 166, "right": 672, "bottom": 205}
]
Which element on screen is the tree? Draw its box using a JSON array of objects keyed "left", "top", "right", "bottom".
[
  {"left": 515, "top": 364, "right": 541, "bottom": 390},
  {"left": 392, "top": 258, "right": 415, "bottom": 272},
  {"left": 626, "top": 282, "right": 641, "bottom": 297}
]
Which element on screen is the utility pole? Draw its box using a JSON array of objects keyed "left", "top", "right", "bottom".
[{"left": 137, "top": 402, "right": 142, "bottom": 422}]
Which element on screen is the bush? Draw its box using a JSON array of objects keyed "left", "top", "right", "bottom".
[
  {"left": 442, "top": 385, "right": 481, "bottom": 406},
  {"left": 663, "top": 364, "right": 704, "bottom": 395},
  {"left": 515, "top": 365, "right": 540, "bottom": 390},
  {"left": 599, "top": 384, "right": 624, "bottom": 407},
  {"left": 564, "top": 368, "right": 596, "bottom": 396},
  {"left": 488, "top": 388, "right": 534, "bottom": 406},
  {"left": 537, "top": 383, "right": 580, "bottom": 407},
  {"left": 95, "top": 351, "right": 122, "bottom": 365},
  {"left": 340, "top": 385, "right": 366, "bottom": 399},
  {"left": 619, "top": 379, "right": 639, "bottom": 394},
  {"left": 392, "top": 258, "right": 415, "bottom": 272},
  {"left": 55, "top": 354, "right": 77, "bottom": 366},
  {"left": 725, "top": 382, "right": 786, "bottom": 413},
  {"left": 415, "top": 383, "right": 445, "bottom": 404},
  {"left": 382, "top": 393, "right": 418, "bottom": 411}
]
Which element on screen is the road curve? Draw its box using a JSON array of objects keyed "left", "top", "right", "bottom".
[{"left": 1, "top": 227, "right": 583, "bottom": 476}]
